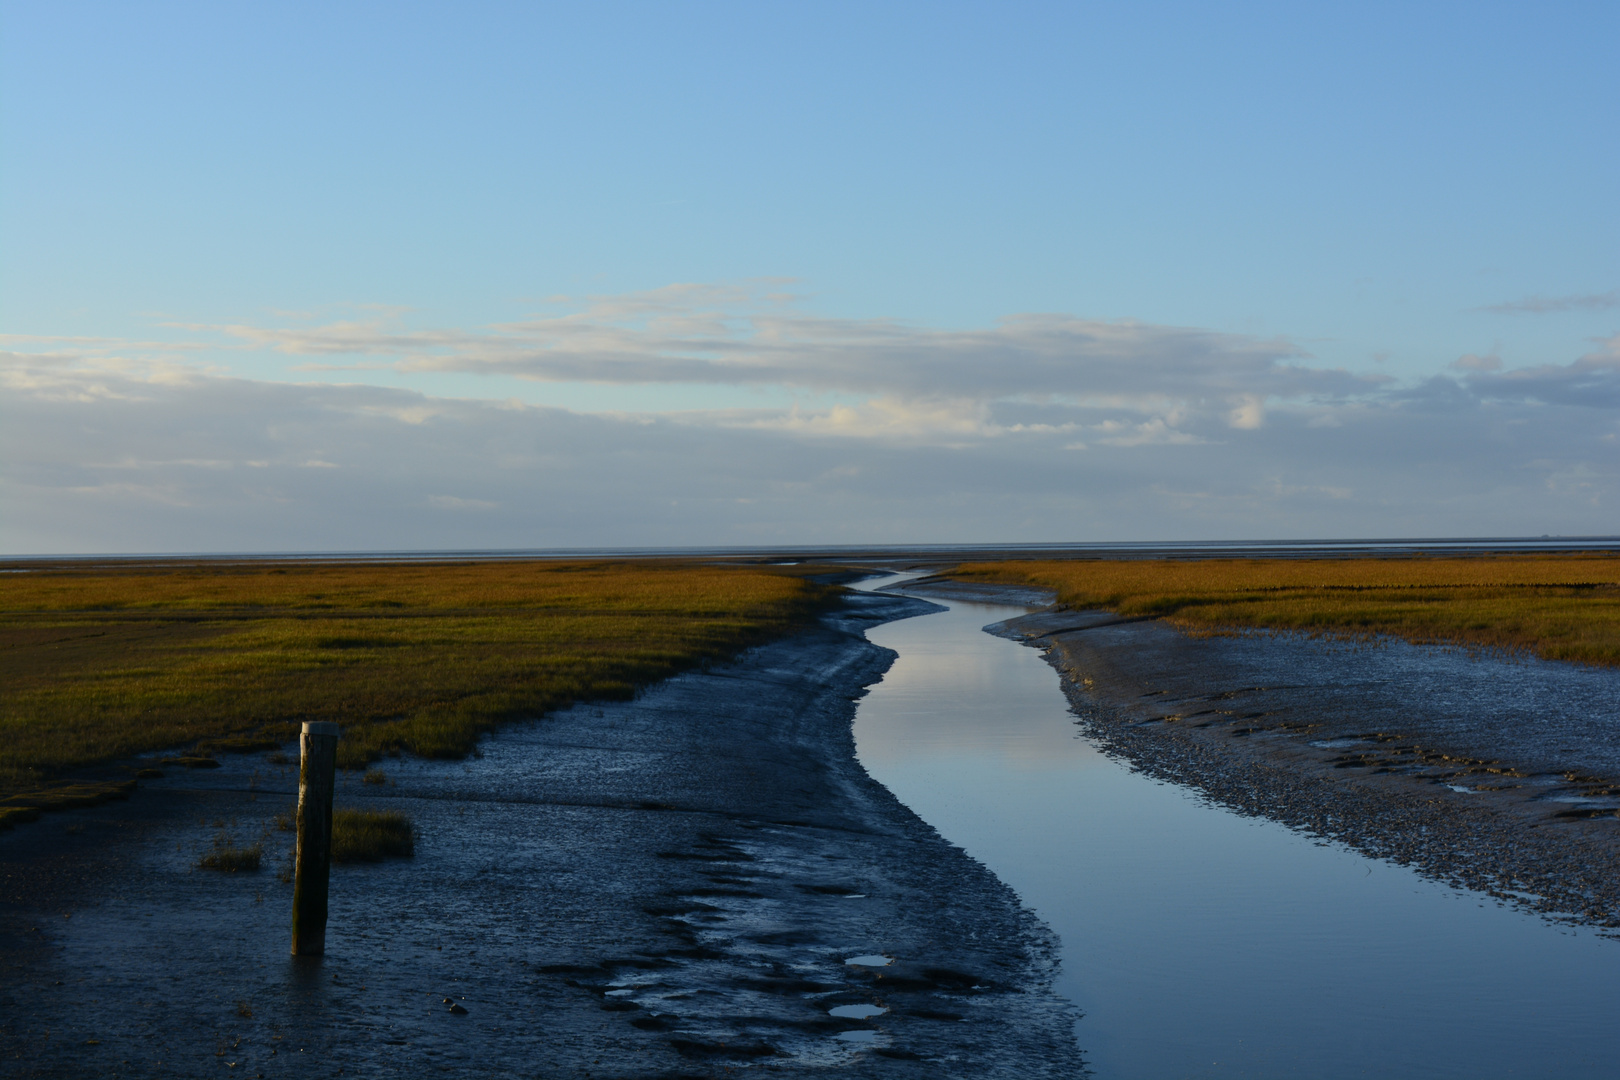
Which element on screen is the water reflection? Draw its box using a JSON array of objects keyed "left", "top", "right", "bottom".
[
  {"left": 854, "top": 641, "right": 1093, "bottom": 769},
  {"left": 851, "top": 582, "right": 1620, "bottom": 1080}
]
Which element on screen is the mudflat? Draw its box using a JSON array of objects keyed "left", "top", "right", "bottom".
[
  {"left": 986, "top": 598, "right": 1620, "bottom": 930},
  {"left": 0, "top": 590, "right": 1082, "bottom": 1078}
]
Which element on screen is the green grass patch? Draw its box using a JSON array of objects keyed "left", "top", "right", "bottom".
[
  {"left": 197, "top": 834, "right": 264, "bottom": 872},
  {"left": 332, "top": 809, "right": 414, "bottom": 862},
  {"left": 0, "top": 558, "right": 834, "bottom": 806},
  {"left": 0, "top": 779, "right": 137, "bottom": 818},
  {"left": 952, "top": 554, "right": 1620, "bottom": 667}
]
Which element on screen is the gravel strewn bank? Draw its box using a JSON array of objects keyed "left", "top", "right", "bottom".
[
  {"left": 0, "top": 590, "right": 1083, "bottom": 1078},
  {"left": 972, "top": 598, "right": 1620, "bottom": 931}
]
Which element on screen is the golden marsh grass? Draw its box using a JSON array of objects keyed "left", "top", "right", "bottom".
[
  {"left": 197, "top": 832, "right": 264, "bottom": 872},
  {"left": 953, "top": 555, "right": 1620, "bottom": 667},
  {"left": 0, "top": 559, "right": 832, "bottom": 805},
  {"left": 331, "top": 808, "right": 415, "bottom": 862}
]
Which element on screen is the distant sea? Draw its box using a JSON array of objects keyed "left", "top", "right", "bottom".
[{"left": 6, "top": 536, "right": 1620, "bottom": 564}]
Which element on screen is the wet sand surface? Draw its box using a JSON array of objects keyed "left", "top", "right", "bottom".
[
  {"left": 0, "top": 590, "right": 1083, "bottom": 1078},
  {"left": 958, "top": 585, "right": 1620, "bottom": 930}
]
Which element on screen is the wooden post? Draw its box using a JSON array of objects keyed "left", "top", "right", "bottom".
[{"left": 291, "top": 721, "right": 340, "bottom": 956}]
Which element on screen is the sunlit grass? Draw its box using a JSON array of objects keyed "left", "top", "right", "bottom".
[
  {"left": 0, "top": 559, "right": 833, "bottom": 803},
  {"left": 331, "top": 808, "right": 414, "bottom": 862},
  {"left": 953, "top": 555, "right": 1620, "bottom": 667},
  {"left": 197, "top": 833, "right": 264, "bottom": 872}
]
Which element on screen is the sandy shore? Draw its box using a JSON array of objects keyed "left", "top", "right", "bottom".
[
  {"left": 901, "top": 580, "right": 1620, "bottom": 932},
  {"left": 0, "top": 589, "right": 1083, "bottom": 1078}
]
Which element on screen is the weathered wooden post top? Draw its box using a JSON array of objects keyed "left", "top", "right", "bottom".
[{"left": 291, "top": 720, "right": 340, "bottom": 956}]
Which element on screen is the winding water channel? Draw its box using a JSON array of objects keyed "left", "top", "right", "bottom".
[{"left": 849, "top": 579, "right": 1620, "bottom": 1079}]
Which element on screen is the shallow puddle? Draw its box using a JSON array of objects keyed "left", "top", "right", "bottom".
[
  {"left": 851, "top": 580, "right": 1620, "bottom": 1079},
  {"left": 843, "top": 954, "right": 894, "bottom": 967}
]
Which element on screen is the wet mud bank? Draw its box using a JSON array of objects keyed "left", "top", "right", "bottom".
[
  {"left": 0, "top": 590, "right": 1082, "bottom": 1078},
  {"left": 969, "top": 593, "right": 1620, "bottom": 931}
]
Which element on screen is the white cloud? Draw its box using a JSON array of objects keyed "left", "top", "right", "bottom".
[
  {"left": 1457, "top": 334, "right": 1620, "bottom": 409},
  {"left": 1227, "top": 395, "right": 1266, "bottom": 429},
  {"left": 1093, "top": 417, "right": 1207, "bottom": 447},
  {"left": 1452, "top": 352, "right": 1503, "bottom": 372},
  {"left": 77, "top": 285, "right": 1400, "bottom": 449},
  {"left": 3, "top": 306, "right": 1618, "bottom": 553},
  {"left": 182, "top": 284, "right": 1381, "bottom": 413}
]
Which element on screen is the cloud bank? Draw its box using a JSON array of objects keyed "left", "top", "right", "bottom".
[
  {"left": 190, "top": 284, "right": 1383, "bottom": 430},
  {"left": 1483, "top": 291, "right": 1620, "bottom": 316},
  {"left": 4, "top": 288, "right": 1618, "bottom": 552}
]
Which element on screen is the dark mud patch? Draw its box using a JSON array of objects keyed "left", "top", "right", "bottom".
[{"left": 0, "top": 591, "right": 1082, "bottom": 1078}]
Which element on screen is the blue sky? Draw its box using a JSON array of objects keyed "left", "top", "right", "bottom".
[{"left": 3, "top": 1, "right": 1617, "bottom": 551}]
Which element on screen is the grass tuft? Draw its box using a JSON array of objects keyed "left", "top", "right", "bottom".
[
  {"left": 197, "top": 833, "right": 263, "bottom": 872},
  {"left": 1, "top": 780, "right": 136, "bottom": 816},
  {"left": 331, "top": 809, "right": 414, "bottom": 863}
]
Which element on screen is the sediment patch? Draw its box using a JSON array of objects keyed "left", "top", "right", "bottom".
[{"left": 979, "top": 599, "right": 1620, "bottom": 931}]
